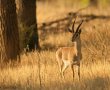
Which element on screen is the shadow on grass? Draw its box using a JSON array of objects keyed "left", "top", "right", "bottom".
[
  {"left": 41, "top": 43, "right": 64, "bottom": 51},
  {"left": 42, "top": 76, "right": 110, "bottom": 90},
  {"left": 0, "top": 76, "right": 109, "bottom": 90}
]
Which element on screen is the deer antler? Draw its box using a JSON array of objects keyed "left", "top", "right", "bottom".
[
  {"left": 76, "top": 20, "right": 84, "bottom": 33},
  {"left": 71, "top": 16, "right": 77, "bottom": 33},
  {"left": 68, "top": 16, "right": 77, "bottom": 33}
]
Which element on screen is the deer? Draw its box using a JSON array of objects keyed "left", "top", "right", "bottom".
[{"left": 56, "top": 17, "right": 84, "bottom": 80}]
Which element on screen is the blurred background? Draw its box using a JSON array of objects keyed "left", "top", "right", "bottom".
[{"left": 37, "top": 0, "right": 110, "bottom": 23}]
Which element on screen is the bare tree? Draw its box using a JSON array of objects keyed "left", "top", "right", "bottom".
[
  {"left": 17, "top": 0, "right": 40, "bottom": 51},
  {"left": 0, "top": 0, "right": 20, "bottom": 62}
]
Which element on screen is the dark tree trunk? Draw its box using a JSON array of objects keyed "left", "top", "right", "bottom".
[
  {"left": 89, "top": 0, "right": 98, "bottom": 7},
  {"left": 17, "top": 0, "right": 40, "bottom": 51},
  {"left": 0, "top": 0, "right": 20, "bottom": 62}
]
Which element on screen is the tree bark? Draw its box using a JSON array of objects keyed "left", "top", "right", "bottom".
[
  {"left": 0, "top": 0, "right": 20, "bottom": 62},
  {"left": 17, "top": 0, "right": 40, "bottom": 51},
  {"left": 89, "top": 0, "right": 98, "bottom": 7}
]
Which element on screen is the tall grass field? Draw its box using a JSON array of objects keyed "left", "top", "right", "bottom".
[{"left": 0, "top": 1, "right": 110, "bottom": 90}]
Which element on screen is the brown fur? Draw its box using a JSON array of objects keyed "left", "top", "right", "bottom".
[{"left": 56, "top": 19, "right": 83, "bottom": 80}]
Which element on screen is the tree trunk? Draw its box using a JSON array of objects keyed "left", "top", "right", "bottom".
[
  {"left": 0, "top": 0, "right": 20, "bottom": 62},
  {"left": 17, "top": 0, "right": 40, "bottom": 51},
  {"left": 89, "top": 0, "right": 98, "bottom": 7}
]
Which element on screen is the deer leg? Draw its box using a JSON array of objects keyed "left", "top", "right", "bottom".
[
  {"left": 78, "top": 64, "right": 80, "bottom": 81},
  {"left": 56, "top": 58, "right": 63, "bottom": 76},
  {"left": 71, "top": 64, "right": 75, "bottom": 81},
  {"left": 57, "top": 61, "right": 62, "bottom": 73},
  {"left": 61, "top": 62, "right": 69, "bottom": 79}
]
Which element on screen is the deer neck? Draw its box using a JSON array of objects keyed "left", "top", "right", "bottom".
[
  {"left": 73, "top": 37, "right": 82, "bottom": 58},
  {"left": 73, "top": 41, "right": 77, "bottom": 49}
]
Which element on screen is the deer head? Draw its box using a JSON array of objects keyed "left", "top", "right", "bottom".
[{"left": 68, "top": 17, "right": 84, "bottom": 42}]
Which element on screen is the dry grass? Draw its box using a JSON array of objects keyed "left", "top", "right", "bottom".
[
  {"left": 0, "top": 1, "right": 110, "bottom": 90},
  {"left": 0, "top": 51, "right": 110, "bottom": 90}
]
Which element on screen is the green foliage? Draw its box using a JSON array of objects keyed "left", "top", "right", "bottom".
[{"left": 81, "top": 0, "right": 89, "bottom": 7}]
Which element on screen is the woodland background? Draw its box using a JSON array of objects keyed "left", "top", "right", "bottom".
[{"left": 0, "top": 0, "right": 110, "bottom": 90}]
